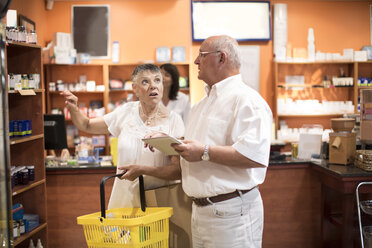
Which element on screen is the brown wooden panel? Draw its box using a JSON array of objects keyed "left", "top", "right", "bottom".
[
  {"left": 277, "top": 87, "right": 354, "bottom": 102},
  {"left": 279, "top": 115, "right": 338, "bottom": 130},
  {"left": 358, "top": 62, "right": 372, "bottom": 78},
  {"left": 46, "top": 172, "right": 114, "bottom": 248},
  {"left": 276, "top": 63, "right": 354, "bottom": 85},
  {"left": 109, "top": 64, "right": 137, "bottom": 81},
  {"left": 261, "top": 167, "right": 322, "bottom": 248},
  {"left": 6, "top": 44, "right": 42, "bottom": 75},
  {"left": 45, "top": 64, "right": 104, "bottom": 84}
]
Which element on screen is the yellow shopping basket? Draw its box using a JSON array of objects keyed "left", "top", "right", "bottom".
[{"left": 77, "top": 174, "right": 173, "bottom": 248}]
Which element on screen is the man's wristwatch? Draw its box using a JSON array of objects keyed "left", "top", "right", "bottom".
[{"left": 201, "top": 145, "right": 210, "bottom": 161}]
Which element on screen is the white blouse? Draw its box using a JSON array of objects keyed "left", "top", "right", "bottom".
[
  {"left": 104, "top": 101, "right": 184, "bottom": 208},
  {"left": 164, "top": 91, "right": 190, "bottom": 123}
]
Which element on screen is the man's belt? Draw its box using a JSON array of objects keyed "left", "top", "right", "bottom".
[{"left": 192, "top": 187, "right": 257, "bottom": 207}]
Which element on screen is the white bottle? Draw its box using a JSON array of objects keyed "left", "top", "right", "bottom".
[
  {"left": 28, "top": 239, "right": 35, "bottom": 248},
  {"left": 36, "top": 239, "right": 43, "bottom": 248},
  {"left": 112, "top": 41, "right": 120, "bottom": 63},
  {"left": 307, "top": 28, "right": 315, "bottom": 62}
]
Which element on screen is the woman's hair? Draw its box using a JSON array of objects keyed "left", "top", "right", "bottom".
[
  {"left": 131, "top": 64, "right": 162, "bottom": 83},
  {"left": 160, "top": 63, "right": 180, "bottom": 100}
]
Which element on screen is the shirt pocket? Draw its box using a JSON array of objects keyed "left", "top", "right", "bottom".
[{"left": 207, "top": 117, "right": 229, "bottom": 145}]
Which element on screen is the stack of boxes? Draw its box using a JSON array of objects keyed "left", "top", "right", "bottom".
[
  {"left": 53, "top": 32, "right": 76, "bottom": 64},
  {"left": 44, "top": 32, "right": 76, "bottom": 64}
]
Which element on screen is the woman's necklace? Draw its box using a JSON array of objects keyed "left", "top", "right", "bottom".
[{"left": 140, "top": 104, "right": 159, "bottom": 125}]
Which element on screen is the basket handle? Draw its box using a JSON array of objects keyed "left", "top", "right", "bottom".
[{"left": 100, "top": 173, "right": 147, "bottom": 218}]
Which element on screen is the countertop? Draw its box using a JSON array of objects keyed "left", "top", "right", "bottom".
[{"left": 45, "top": 159, "right": 372, "bottom": 178}]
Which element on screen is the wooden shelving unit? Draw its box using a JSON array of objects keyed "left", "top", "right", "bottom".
[
  {"left": 6, "top": 42, "right": 47, "bottom": 247},
  {"left": 273, "top": 61, "right": 370, "bottom": 133},
  {"left": 44, "top": 63, "right": 190, "bottom": 155}
]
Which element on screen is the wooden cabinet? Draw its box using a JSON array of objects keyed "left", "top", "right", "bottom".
[
  {"left": 44, "top": 63, "right": 190, "bottom": 155},
  {"left": 6, "top": 42, "right": 47, "bottom": 247},
  {"left": 274, "top": 61, "right": 360, "bottom": 132}
]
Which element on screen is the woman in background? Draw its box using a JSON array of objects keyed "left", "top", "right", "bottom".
[{"left": 160, "top": 63, "right": 190, "bottom": 123}]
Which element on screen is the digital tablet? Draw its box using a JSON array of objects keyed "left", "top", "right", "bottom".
[{"left": 142, "top": 135, "right": 183, "bottom": 155}]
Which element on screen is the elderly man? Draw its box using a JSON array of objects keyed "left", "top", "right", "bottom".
[{"left": 173, "top": 35, "right": 273, "bottom": 248}]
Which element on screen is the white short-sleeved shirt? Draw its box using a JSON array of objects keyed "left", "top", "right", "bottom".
[
  {"left": 104, "top": 101, "right": 184, "bottom": 208},
  {"left": 181, "top": 74, "right": 273, "bottom": 198},
  {"left": 164, "top": 92, "right": 190, "bottom": 123}
]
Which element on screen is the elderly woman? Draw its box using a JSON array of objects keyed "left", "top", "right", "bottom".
[{"left": 62, "top": 64, "right": 184, "bottom": 208}]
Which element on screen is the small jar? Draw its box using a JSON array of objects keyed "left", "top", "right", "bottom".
[
  {"left": 8, "top": 73, "right": 15, "bottom": 90},
  {"left": 17, "top": 26, "right": 26, "bottom": 42},
  {"left": 14, "top": 74, "right": 22, "bottom": 90},
  {"left": 27, "top": 165, "right": 35, "bottom": 181},
  {"left": 33, "top": 74, "right": 40, "bottom": 89},
  {"left": 29, "top": 30, "right": 37, "bottom": 44},
  {"left": 19, "top": 220, "right": 25, "bottom": 234},
  {"left": 11, "top": 171, "right": 15, "bottom": 188},
  {"left": 291, "top": 143, "right": 298, "bottom": 159},
  {"left": 5, "top": 27, "right": 11, "bottom": 41},
  {"left": 11, "top": 27, "right": 18, "bottom": 42},
  {"left": 8, "top": 27, "right": 14, "bottom": 41},
  {"left": 27, "top": 74, "right": 34, "bottom": 89},
  {"left": 21, "top": 74, "right": 29, "bottom": 89},
  {"left": 49, "top": 82, "right": 56, "bottom": 92},
  {"left": 16, "top": 168, "right": 23, "bottom": 186},
  {"left": 21, "top": 169, "right": 29, "bottom": 185},
  {"left": 13, "top": 221, "right": 18, "bottom": 238},
  {"left": 56, "top": 80, "right": 64, "bottom": 91}
]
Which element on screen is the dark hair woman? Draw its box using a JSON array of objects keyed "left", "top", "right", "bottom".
[{"left": 160, "top": 63, "right": 190, "bottom": 123}]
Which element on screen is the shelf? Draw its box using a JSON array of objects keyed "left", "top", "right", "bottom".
[
  {"left": 49, "top": 91, "right": 104, "bottom": 95},
  {"left": 12, "top": 179, "right": 46, "bottom": 196},
  {"left": 275, "top": 61, "right": 354, "bottom": 65},
  {"left": 277, "top": 84, "right": 353, "bottom": 88},
  {"left": 6, "top": 41, "right": 41, "bottom": 49},
  {"left": 8, "top": 89, "right": 44, "bottom": 94},
  {"left": 278, "top": 114, "right": 345, "bottom": 118},
  {"left": 45, "top": 63, "right": 103, "bottom": 67},
  {"left": 10, "top": 134, "right": 44, "bottom": 145},
  {"left": 109, "top": 89, "right": 133, "bottom": 93},
  {"left": 13, "top": 223, "right": 47, "bottom": 246}
]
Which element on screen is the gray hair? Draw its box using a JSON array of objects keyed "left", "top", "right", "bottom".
[
  {"left": 212, "top": 35, "right": 241, "bottom": 69},
  {"left": 131, "top": 64, "right": 162, "bottom": 83}
]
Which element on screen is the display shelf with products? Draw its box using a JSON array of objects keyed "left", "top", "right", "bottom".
[
  {"left": 6, "top": 42, "right": 47, "bottom": 247},
  {"left": 44, "top": 64, "right": 109, "bottom": 155},
  {"left": 274, "top": 61, "right": 356, "bottom": 134}
]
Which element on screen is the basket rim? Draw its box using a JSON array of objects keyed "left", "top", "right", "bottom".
[{"left": 77, "top": 207, "right": 173, "bottom": 226}]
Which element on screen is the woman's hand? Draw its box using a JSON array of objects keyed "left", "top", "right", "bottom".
[
  {"left": 143, "top": 132, "right": 168, "bottom": 152},
  {"left": 118, "top": 165, "right": 143, "bottom": 181},
  {"left": 60, "top": 90, "right": 79, "bottom": 112}
]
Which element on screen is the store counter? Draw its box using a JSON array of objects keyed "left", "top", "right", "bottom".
[
  {"left": 46, "top": 160, "right": 372, "bottom": 248},
  {"left": 46, "top": 165, "right": 192, "bottom": 248},
  {"left": 311, "top": 160, "right": 372, "bottom": 248}
]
